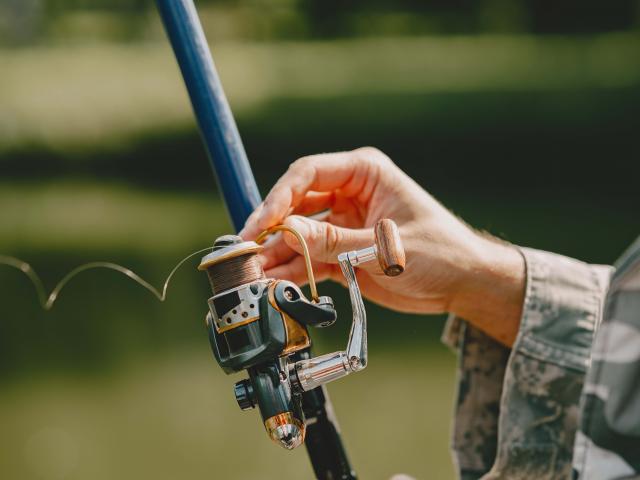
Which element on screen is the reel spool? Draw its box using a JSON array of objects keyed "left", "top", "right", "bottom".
[
  {"left": 201, "top": 236, "right": 265, "bottom": 295},
  {"left": 198, "top": 219, "right": 405, "bottom": 450}
]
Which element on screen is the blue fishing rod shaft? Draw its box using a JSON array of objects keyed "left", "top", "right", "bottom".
[
  {"left": 156, "top": 2, "right": 356, "bottom": 478},
  {"left": 156, "top": 0, "right": 260, "bottom": 231}
]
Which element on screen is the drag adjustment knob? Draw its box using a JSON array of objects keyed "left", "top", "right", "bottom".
[
  {"left": 374, "top": 219, "right": 405, "bottom": 277},
  {"left": 234, "top": 379, "right": 255, "bottom": 411}
]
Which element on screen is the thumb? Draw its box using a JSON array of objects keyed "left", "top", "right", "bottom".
[{"left": 283, "top": 215, "right": 372, "bottom": 264}]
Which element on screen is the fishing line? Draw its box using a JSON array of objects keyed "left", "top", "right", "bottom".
[
  {"left": 0, "top": 247, "right": 212, "bottom": 311},
  {"left": 205, "top": 253, "right": 264, "bottom": 294}
]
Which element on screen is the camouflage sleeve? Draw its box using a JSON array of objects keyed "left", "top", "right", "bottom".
[
  {"left": 442, "top": 316, "right": 510, "bottom": 479},
  {"left": 443, "top": 247, "right": 612, "bottom": 480},
  {"left": 573, "top": 237, "right": 640, "bottom": 479}
]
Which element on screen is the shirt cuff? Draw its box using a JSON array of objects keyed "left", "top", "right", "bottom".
[{"left": 514, "top": 247, "right": 613, "bottom": 372}]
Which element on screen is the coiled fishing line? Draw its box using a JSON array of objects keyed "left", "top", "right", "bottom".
[
  {"left": 0, "top": 247, "right": 213, "bottom": 311},
  {"left": 205, "top": 253, "right": 265, "bottom": 294}
]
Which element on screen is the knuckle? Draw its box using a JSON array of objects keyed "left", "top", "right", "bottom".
[
  {"left": 355, "top": 146, "right": 385, "bottom": 161},
  {"left": 323, "top": 223, "right": 342, "bottom": 255},
  {"left": 288, "top": 156, "right": 311, "bottom": 174}
]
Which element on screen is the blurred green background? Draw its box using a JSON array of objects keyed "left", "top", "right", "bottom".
[{"left": 0, "top": 1, "right": 639, "bottom": 479}]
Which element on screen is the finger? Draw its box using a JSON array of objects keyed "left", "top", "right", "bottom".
[
  {"left": 259, "top": 233, "right": 297, "bottom": 270},
  {"left": 239, "top": 202, "right": 266, "bottom": 240},
  {"left": 283, "top": 215, "right": 373, "bottom": 265},
  {"left": 324, "top": 195, "right": 365, "bottom": 229},
  {"left": 243, "top": 192, "right": 335, "bottom": 243},
  {"left": 265, "top": 256, "right": 335, "bottom": 286},
  {"left": 256, "top": 150, "right": 376, "bottom": 231},
  {"left": 291, "top": 191, "right": 335, "bottom": 217},
  {"left": 268, "top": 254, "right": 427, "bottom": 313},
  {"left": 293, "top": 192, "right": 363, "bottom": 229},
  {"left": 349, "top": 271, "right": 431, "bottom": 314}
]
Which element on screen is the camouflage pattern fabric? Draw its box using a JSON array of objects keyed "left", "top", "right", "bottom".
[
  {"left": 573, "top": 237, "right": 640, "bottom": 479},
  {"left": 443, "top": 317, "right": 510, "bottom": 479},
  {"left": 444, "top": 246, "right": 614, "bottom": 479}
]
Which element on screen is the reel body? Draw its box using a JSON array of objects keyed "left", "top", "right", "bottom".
[{"left": 198, "top": 220, "right": 404, "bottom": 450}]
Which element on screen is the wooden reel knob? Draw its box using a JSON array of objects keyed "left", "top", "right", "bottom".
[{"left": 374, "top": 219, "right": 405, "bottom": 277}]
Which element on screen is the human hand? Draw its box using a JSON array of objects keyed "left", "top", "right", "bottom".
[{"left": 240, "top": 147, "right": 525, "bottom": 346}]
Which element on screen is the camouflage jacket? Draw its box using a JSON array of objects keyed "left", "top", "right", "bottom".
[{"left": 443, "top": 236, "right": 640, "bottom": 480}]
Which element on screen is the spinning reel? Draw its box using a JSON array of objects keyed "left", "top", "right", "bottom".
[{"left": 198, "top": 219, "right": 405, "bottom": 449}]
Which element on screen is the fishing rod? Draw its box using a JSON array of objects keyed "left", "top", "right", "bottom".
[{"left": 155, "top": 2, "right": 406, "bottom": 478}]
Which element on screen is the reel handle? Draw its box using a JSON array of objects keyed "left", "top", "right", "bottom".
[
  {"left": 290, "top": 218, "right": 406, "bottom": 393},
  {"left": 374, "top": 219, "right": 405, "bottom": 277}
]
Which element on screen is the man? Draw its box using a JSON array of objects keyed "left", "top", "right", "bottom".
[{"left": 240, "top": 147, "right": 640, "bottom": 479}]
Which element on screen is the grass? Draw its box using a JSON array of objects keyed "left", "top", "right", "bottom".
[
  {"left": 0, "top": 181, "right": 457, "bottom": 478},
  {"left": 0, "top": 169, "right": 635, "bottom": 480},
  {"left": 1, "top": 33, "right": 639, "bottom": 150},
  {"left": 1, "top": 27, "right": 638, "bottom": 480},
  {"left": 0, "top": 180, "right": 228, "bottom": 255},
  {"left": 0, "top": 344, "right": 456, "bottom": 480}
]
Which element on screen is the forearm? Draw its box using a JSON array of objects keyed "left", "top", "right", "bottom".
[{"left": 450, "top": 235, "right": 527, "bottom": 347}]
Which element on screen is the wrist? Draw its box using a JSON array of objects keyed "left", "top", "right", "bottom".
[{"left": 450, "top": 234, "right": 526, "bottom": 347}]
